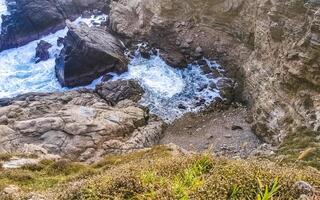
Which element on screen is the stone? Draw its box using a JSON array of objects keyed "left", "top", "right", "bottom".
[
  {"left": 55, "top": 21, "right": 128, "bottom": 87},
  {"left": 35, "top": 40, "right": 53, "bottom": 63},
  {"left": 0, "top": 89, "right": 164, "bottom": 162},
  {"left": 3, "top": 185, "right": 20, "bottom": 195},
  {"left": 95, "top": 80, "right": 144, "bottom": 105},
  {"left": 293, "top": 181, "right": 314, "bottom": 196},
  {"left": 159, "top": 48, "right": 187, "bottom": 68},
  {"left": 231, "top": 125, "right": 243, "bottom": 130},
  {"left": 0, "top": 0, "right": 109, "bottom": 51}
]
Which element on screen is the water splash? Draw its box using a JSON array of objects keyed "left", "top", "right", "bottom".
[
  {"left": 0, "top": 15, "right": 107, "bottom": 99},
  {"left": 113, "top": 50, "right": 222, "bottom": 122}
]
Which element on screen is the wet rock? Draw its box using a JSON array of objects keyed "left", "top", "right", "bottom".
[
  {"left": 216, "top": 78, "right": 235, "bottom": 101},
  {"left": 178, "top": 104, "right": 187, "bottom": 110},
  {"left": 0, "top": 0, "right": 109, "bottom": 51},
  {"left": 159, "top": 48, "right": 187, "bottom": 68},
  {"left": 57, "top": 37, "right": 65, "bottom": 47},
  {"left": 35, "top": 40, "right": 52, "bottom": 63},
  {"left": 95, "top": 80, "right": 144, "bottom": 105},
  {"left": 55, "top": 21, "right": 128, "bottom": 87}
]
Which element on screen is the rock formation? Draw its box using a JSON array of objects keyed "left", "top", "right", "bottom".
[
  {"left": 109, "top": 0, "right": 320, "bottom": 144},
  {"left": 55, "top": 21, "right": 128, "bottom": 87},
  {"left": 0, "top": 80, "right": 164, "bottom": 163},
  {"left": 35, "top": 40, "right": 52, "bottom": 63},
  {"left": 0, "top": 0, "right": 110, "bottom": 51}
]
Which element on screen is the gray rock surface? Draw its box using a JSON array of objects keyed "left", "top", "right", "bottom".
[
  {"left": 0, "top": 82, "right": 164, "bottom": 163},
  {"left": 55, "top": 22, "right": 128, "bottom": 87}
]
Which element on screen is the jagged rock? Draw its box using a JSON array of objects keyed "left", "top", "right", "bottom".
[
  {"left": 55, "top": 21, "right": 128, "bottom": 87},
  {"left": 95, "top": 80, "right": 144, "bottom": 105},
  {"left": 0, "top": 89, "right": 164, "bottom": 162},
  {"left": 35, "top": 40, "right": 52, "bottom": 63},
  {"left": 0, "top": 0, "right": 110, "bottom": 51},
  {"left": 159, "top": 48, "right": 187, "bottom": 68},
  {"left": 109, "top": 0, "right": 320, "bottom": 144}
]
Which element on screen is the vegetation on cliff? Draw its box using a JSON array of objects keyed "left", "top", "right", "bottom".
[{"left": 1, "top": 146, "right": 319, "bottom": 199}]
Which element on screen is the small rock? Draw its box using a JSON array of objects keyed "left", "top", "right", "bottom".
[
  {"left": 231, "top": 125, "right": 243, "bottom": 131},
  {"left": 35, "top": 40, "right": 52, "bottom": 63},
  {"left": 293, "top": 181, "right": 314, "bottom": 196},
  {"left": 3, "top": 185, "right": 20, "bottom": 194},
  {"left": 225, "top": 134, "right": 232, "bottom": 138},
  {"left": 178, "top": 104, "right": 187, "bottom": 110},
  {"left": 186, "top": 38, "right": 193, "bottom": 44},
  {"left": 195, "top": 46, "right": 203, "bottom": 54}
]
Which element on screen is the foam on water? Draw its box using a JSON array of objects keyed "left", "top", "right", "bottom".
[
  {"left": 0, "top": 13, "right": 222, "bottom": 121},
  {"left": 113, "top": 49, "right": 222, "bottom": 121},
  {"left": 0, "top": 0, "right": 8, "bottom": 31},
  {"left": 0, "top": 15, "right": 107, "bottom": 99}
]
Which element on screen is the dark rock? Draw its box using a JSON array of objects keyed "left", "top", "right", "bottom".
[
  {"left": 95, "top": 80, "right": 144, "bottom": 105},
  {"left": 178, "top": 104, "right": 187, "bottom": 110},
  {"left": 159, "top": 48, "right": 187, "bottom": 68},
  {"left": 216, "top": 78, "right": 235, "bottom": 101},
  {"left": 0, "top": 0, "right": 110, "bottom": 51},
  {"left": 35, "top": 40, "right": 52, "bottom": 63},
  {"left": 57, "top": 37, "right": 64, "bottom": 47},
  {"left": 55, "top": 21, "right": 128, "bottom": 87},
  {"left": 101, "top": 74, "right": 114, "bottom": 82},
  {"left": 231, "top": 125, "right": 243, "bottom": 131}
]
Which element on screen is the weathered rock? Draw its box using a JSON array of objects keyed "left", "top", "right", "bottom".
[
  {"left": 109, "top": 0, "right": 320, "bottom": 145},
  {"left": 159, "top": 48, "right": 187, "bottom": 68},
  {"left": 55, "top": 21, "right": 129, "bottom": 87},
  {"left": 0, "top": 0, "right": 110, "bottom": 51},
  {"left": 35, "top": 40, "right": 52, "bottom": 63},
  {"left": 0, "top": 89, "right": 164, "bottom": 162},
  {"left": 95, "top": 80, "right": 144, "bottom": 105}
]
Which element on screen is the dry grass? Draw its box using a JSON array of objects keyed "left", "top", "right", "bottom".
[{"left": 1, "top": 146, "right": 320, "bottom": 200}]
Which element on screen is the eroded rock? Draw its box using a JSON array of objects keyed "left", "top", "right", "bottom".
[
  {"left": 55, "top": 22, "right": 128, "bottom": 87},
  {"left": 0, "top": 86, "right": 164, "bottom": 162}
]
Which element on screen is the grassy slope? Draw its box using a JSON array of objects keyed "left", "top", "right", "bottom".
[{"left": 1, "top": 146, "right": 320, "bottom": 200}]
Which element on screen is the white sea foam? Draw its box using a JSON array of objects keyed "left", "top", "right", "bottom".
[
  {"left": 112, "top": 50, "right": 222, "bottom": 121},
  {"left": 0, "top": 15, "right": 108, "bottom": 99},
  {"left": 0, "top": 0, "right": 9, "bottom": 31},
  {"left": 0, "top": 13, "right": 222, "bottom": 121}
]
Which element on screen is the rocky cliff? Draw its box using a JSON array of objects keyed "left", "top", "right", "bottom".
[{"left": 109, "top": 0, "right": 320, "bottom": 144}]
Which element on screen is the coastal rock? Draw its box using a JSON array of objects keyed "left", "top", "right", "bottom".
[
  {"left": 109, "top": 0, "right": 320, "bottom": 145},
  {"left": 0, "top": 88, "right": 164, "bottom": 162},
  {"left": 55, "top": 21, "right": 128, "bottom": 87},
  {"left": 0, "top": 0, "right": 110, "bottom": 51},
  {"left": 95, "top": 80, "right": 144, "bottom": 105},
  {"left": 35, "top": 40, "right": 52, "bottom": 63}
]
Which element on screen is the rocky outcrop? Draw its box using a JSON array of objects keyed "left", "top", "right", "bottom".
[
  {"left": 35, "top": 40, "right": 52, "bottom": 63},
  {"left": 109, "top": 0, "right": 320, "bottom": 144},
  {"left": 55, "top": 21, "right": 128, "bottom": 87},
  {"left": 95, "top": 80, "right": 144, "bottom": 105},
  {"left": 0, "top": 0, "right": 110, "bottom": 51},
  {"left": 0, "top": 81, "right": 164, "bottom": 163}
]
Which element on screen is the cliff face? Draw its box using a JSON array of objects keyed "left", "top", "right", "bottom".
[{"left": 109, "top": 0, "right": 320, "bottom": 144}]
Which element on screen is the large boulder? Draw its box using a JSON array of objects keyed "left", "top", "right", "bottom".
[
  {"left": 55, "top": 21, "right": 129, "bottom": 87},
  {"left": 0, "top": 0, "right": 110, "bottom": 51},
  {"left": 0, "top": 88, "right": 164, "bottom": 163}
]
